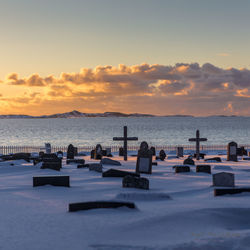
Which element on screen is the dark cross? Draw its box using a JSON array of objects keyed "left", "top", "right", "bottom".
[
  {"left": 113, "top": 126, "right": 138, "bottom": 161},
  {"left": 188, "top": 130, "right": 207, "bottom": 160}
]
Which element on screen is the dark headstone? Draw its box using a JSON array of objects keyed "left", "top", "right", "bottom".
[
  {"left": 33, "top": 176, "right": 70, "bottom": 187},
  {"left": 90, "top": 149, "right": 95, "bottom": 159},
  {"left": 156, "top": 149, "right": 166, "bottom": 161},
  {"left": 205, "top": 157, "right": 222, "bottom": 162},
  {"left": 106, "top": 148, "right": 113, "bottom": 157},
  {"left": 123, "top": 175, "right": 149, "bottom": 190},
  {"left": 136, "top": 141, "right": 152, "bottom": 174},
  {"left": 102, "top": 169, "right": 140, "bottom": 178},
  {"left": 41, "top": 157, "right": 62, "bottom": 171},
  {"left": 41, "top": 154, "right": 62, "bottom": 171},
  {"left": 213, "top": 172, "right": 235, "bottom": 187},
  {"left": 237, "top": 147, "right": 247, "bottom": 156},
  {"left": 183, "top": 157, "right": 195, "bottom": 165},
  {"left": 227, "top": 141, "right": 238, "bottom": 162},
  {"left": 88, "top": 163, "right": 103, "bottom": 172},
  {"left": 119, "top": 147, "right": 124, "bottom": 156},
  {"left": 214, "top": 188, "right": 250, "bottom": 196},
  {"left": 94, "top": 144, "right": 103, "bottom": 160},
  {"left": 150, "top": 147, "right": 156, "bottom": 156},
  {"left": 68, "top": 201, "right": 136, "bottom": 212},
  {"left": 45, "top": 143, "right": 51, "bottom": 154},
  {"left": 100, "top": 158, "right": 121, "bottom": 166},
  {"left": 39, "top": 151, "right": 44, "bottom": 158},
  {"left": 56, "top": 151, "right": 63, "bottom": 159},
  {"left": 174, "top": 166, "right": 190, "bottom": 173},
  {"left": 196, "top": 165, "right": 211, "bottom": 174},
  {"left": 102, "top": 150, "right": 107, "bottom": 156},
  {"left": 67, "top": 144, "right": 75, "bottom": 159},
  {"left": 177, "top": 147, "right": 184, "bottom": 157}
]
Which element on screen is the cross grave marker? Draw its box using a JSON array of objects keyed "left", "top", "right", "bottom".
[
  {"left": 188, "top": 130, "right": 207, "bottom": 160},
  {"left": 113, "top": 126, "right": 138, "bottom": 161}
]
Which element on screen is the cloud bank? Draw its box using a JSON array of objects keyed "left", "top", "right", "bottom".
[{"left": 1, "top": 63, "right": 250, "bottom": 116}]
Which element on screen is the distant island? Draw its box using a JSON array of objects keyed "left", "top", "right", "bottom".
[
  {"left": 0, "top": 110, "right": 156, "bottom": 119},
  {"left": 0, "top": 110, "right": 245, "bottom": 118}
]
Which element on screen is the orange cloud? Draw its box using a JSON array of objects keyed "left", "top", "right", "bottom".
[{"left": 0, "top": 63, "right": 249, "bottom": 116}]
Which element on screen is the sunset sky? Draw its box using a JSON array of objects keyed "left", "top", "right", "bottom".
[{"left": 0, "top": 0, "right": 250, "bottom": 115}]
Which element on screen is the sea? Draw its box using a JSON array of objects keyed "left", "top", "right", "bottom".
[{"left": 0, "top": 116, "right": 249, "bottom": 147}]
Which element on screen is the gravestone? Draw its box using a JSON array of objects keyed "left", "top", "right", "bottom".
[
  {"left": 177, "top": 147, "right": 184, "bottom": 157},
  {"left": 205, "top": 157, "right": 222, "bottom": 162},
  {"left": 94, "top": 144, "right": 103, "bottom": 160},
  {"left": 41, "top": 154, "right": 62, "bottom": 171},
  {"left": 174, "top": 166, "right": 190, "bottom": 173},
  {"left": 183, "top": 157, "right": 195, "bottom": 165},
  {"left": 237, "top": 147, "right": 247, "bottom": 156},
  {"left": 214, "top": 188, "right": 250, "bottom": 196},
  {"left": 188, "top": 130, "right": 207, "bottom": 160},
  {"left": 33, "top": 176, "right": 70, "bottom": 187},
  {"left": 212, "top": 172, "right": 235, "bottom": 187},
  {"left": 67, "top": 144, "right": 75, "bottom": 159},
  {"left": 102, "top": 169, "right": 140, "bottom": 178},
  {"left": 196, "top": 165, "right": 211, "bottom": 174},
  {"left": 90, "top": 149, "right": 95, "bottom": 159},
  {"left": 56, "top": 151, "right": 63, "bottom": 159},
  {"left": 100, "top": 158, "right": 121, "bottom": 166},
  {"left": 113, "top": 126, "right": 138, "bottom": 161},
  {"left": 88, "top": 163, "right": 103, "bottom": 173},
  {"left": 102, "top": 150, "right": 107, "bottom": 156},
  {"left": 123, "top": 175, "right": 149, "bottom": 190},
  {"left": 156, "top": 150, "right": 166, "bottom": 161},
  {"left": 150, "top": 147, "right": 156, "bottom": 156},
  {"left": 45, "top": 143, "right": 51, "bottom": 154},
  {"left": 106, "top": 148, "right": 113, "bottom": 157},
  {"left": 227, "top": 141, "right": 238, "bottom": 162},
  {"left": 119, "top": 147, "right": 124, "bottom": 156},
  {"left": 136, "top": 141, "right": 153, "bottom": 174},
  {"left": 69, "top": 201, "right": 136, "bottom": 212}
]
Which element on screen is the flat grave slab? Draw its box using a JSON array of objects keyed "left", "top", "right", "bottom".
[
  {"left": 102, "top": 169, "right": 140, "bottom": 178},
  {"left": 33, "top": 176, "right": 70, "bottom": 187},
  {"left": 66, "top": 159, "right": 85, "bottom": 165},
  {"left": 68, "top": 201, "right": 136, "bottom": 212},
  {"left": 214, "top": 188, "right": 250, "bottom": 196}
]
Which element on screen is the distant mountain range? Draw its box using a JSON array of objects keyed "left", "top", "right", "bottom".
[
  {"left": 0, "top": 110, "right": 156, "bottom": 119},
  {"left": 0, "top": 110, "right": 245, "bottom": 118}
]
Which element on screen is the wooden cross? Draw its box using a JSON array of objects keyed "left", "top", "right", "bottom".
[
  {"left": 113, "top": 126, "right": 138, "bottom": 161},
  {"left": 188, "top": 130, "right": 207, "bottom": 160}
]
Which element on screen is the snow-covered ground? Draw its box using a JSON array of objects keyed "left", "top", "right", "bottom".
[{"left": 0, "top": 152, "right": 250, "bottom": 250}]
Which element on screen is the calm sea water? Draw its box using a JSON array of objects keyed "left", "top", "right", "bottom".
[{"left": 0, "top": 117, "right": 249, "bottom": 146}]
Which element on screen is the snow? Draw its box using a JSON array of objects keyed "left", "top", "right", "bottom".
[{"left": 0, "top": 153, "right": 250, "bottom": 250}]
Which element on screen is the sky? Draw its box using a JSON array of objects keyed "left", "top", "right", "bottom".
[{"left": 0, "top": 0, "right": 250, "bottom": 116}]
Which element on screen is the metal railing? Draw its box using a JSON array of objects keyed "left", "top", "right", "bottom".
[{"left": 0, "top": 144, "right": 249, "bottom": 155}]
